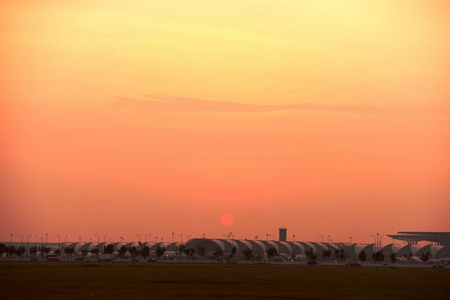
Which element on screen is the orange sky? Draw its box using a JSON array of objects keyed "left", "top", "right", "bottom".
[{"left": 1, "top": 0, "right": 450, "bottom": 244}]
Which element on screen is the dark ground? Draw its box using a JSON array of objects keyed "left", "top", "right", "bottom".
[{"left": 0, "top": 262, "right": 449, "bottom": 299}]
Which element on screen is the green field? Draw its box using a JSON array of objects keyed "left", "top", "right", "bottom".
[{"left": 0, "top": 262, "right": 449, "bottom": 299}]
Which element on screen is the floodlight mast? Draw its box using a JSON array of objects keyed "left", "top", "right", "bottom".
[
  {"left": 145, "top": 234, "right": 151, "bottom": 242},
  {"left": 318, "top": 235, "right": 324, "bottom": 243},
  {"left": 54, "top": 234, "right": 60, "bottom": 244},
  {"left": 327, "top": 235, "right": 333, "bottom": 243}
]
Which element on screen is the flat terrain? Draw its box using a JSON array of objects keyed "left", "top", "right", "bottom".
[{"left": 0, "top": 262, "right": 449, "bottom": 299}]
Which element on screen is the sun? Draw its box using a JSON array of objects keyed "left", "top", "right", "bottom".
[{"left": 220, "top": 214, "right": 235, "bottom": 227}]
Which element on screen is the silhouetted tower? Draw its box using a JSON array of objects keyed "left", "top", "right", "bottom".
[{"left": 279, "top": 228, "right": 287, "bottom": 242}]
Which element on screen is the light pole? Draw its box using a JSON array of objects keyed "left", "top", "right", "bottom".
[
  {"left": 104, "top": 234, "right": 110, "bottom": 243},
  {"left": 136, "top": 234, "right": 141, "bottom": 242},
  {"left": 79, "top": 236, "right": 82, "bottom": 243},
  {"left": 223, "top": 233, "right": 230, "bottom": 241},
  {"left": 94, "top": 234, "right": 100, "bottom": 243},
  {"left": 255, "top": 236, "right": 258, "bottom": 240},
  {"left": 319, "top": 235, "right": 324, "bottom": 243},
  {"left": 379, "top": 235, "right": 385, "bottom": 250},
  {"left": 64, "top": 234, "right": 71, "bottom": 243},
  {"left": 120, "top": 237, "right": 124, "bottom": 242},
  {"left": 46, "top": 233, "right": 48, "bottom": 245},
  {"left": 293, "top": 234, "right": 296, "bottom": 242},
  {"left": 10, "top": 233, "right": 13, "bottom": 243},
  {"left": 17, "top": 234, "right": 23, "bottom": 245},
  {"left": 27, "top": 234, "right": 33, "bottom": 255},
  {"left": 350, "top": 237, "right": 352, "bottom": 244},
  {"left": 172, "top": 232, "right": 175, "bottom": 243},
  {"left": 41, "top": 236, "right": 43, "bottom": 244},
  {"left": 178, "top": 234, "right": 183, "bottom": 243},
  {"left": 188, "top": 234, "right": 193, "bottom": 241},
  {"left": 376, "top": 233, "right": 379, "bottom": 250},
  {"left": 203, "top": 233, "right": 205, "bottom": 239},
  {"left": 371, "top": 234, "right": 377, "bottom": 257},
  {"left": 266, "top": 233, "right": 269, "bottom": 241},
  {"left": 268, "top": 234, "right": 274, "bottom": 241},
  {"left": 155, "top": 236, "right": 158, "bottom": 243},
  {"left": 327, "top": 235, "right": 333, "bottom": 243},
  {"left": 435, "top": 236, "right": 440, "bottom": 260},
  {"left": 145, "top": 234, "right": 151, "bottom": 242},
  {"left": 54, "top": 234, "right": 60, "bottom": 245}
]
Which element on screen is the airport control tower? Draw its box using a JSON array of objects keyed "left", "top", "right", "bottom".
[{"left": 279, "top": 228, "right": 287, "bottom": 242}]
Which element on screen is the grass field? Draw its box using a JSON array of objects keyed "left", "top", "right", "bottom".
[{"left": 0, "top": 262, "right": 449, "bottom": 299}]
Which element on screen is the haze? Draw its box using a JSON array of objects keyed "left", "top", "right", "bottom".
[{"left": 1, "top": 0, "right": 449, "bottom": 244}]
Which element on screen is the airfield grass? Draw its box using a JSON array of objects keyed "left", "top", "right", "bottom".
[{"left": 1, "top": 262, "right": 449, "bottom": 299}]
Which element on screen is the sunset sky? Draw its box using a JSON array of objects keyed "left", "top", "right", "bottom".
[{"left": 1, "top": 0, "right": 449, "bottom": 244}]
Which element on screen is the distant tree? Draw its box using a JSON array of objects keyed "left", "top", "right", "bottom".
[
  {"left": 266, "top": 247, "right": 278, "bottom": 263},
  {"left": 372, "top": 251, "right": 384, "bottom": 262},
  {"left": 39, "top": 245, "right": 51, "bottom": 258},
  {"left": 64, "top": 247, "right": 70, "bottom": 258},
  {"left": 6, "top": 246, "right": 16, "bottom": 258},
  {"left": 103, "top": 244, "right": 114, "bottom": 254},
  {"left": 81, "top": 249, "right": 89, "bottom": 256},
  {"left": 156, "top": 246, "right": 166, "bottom": 259},
  {"left": 176, "top": 244, "right": 185, "bottom": 262},
  {"left": 405, "top": 251, "right": 413, "bottom": 261},
  {"left": 189, "top": 248, "right": 196, "bottom": 261},
  {"left": 89, "top": 248, "right": 99, "bottom": 255},
  {"left": 17, "top": 246, "right": 26, "bottom": 257},
  {"left": 213, "top": 247, "right": 224, "bottom": 261},
  {"left": 358, "top": 250, "right": 367, "bottom": 262},
  {"left": 0, "top": 243, "right": 7, "bottom": 257},
  {"left": 196, "top": 246, "right": 206, "bottom": 258},
  {"left": 242, "top": 249, "right": 253, "bottom": 261},
  {"left": 183, "top": 247, "right": 190, "bottom": 259},
  {"left": 64, "top": 247, "right": 74, "bottom": 258},
  {"left": 29, "top": 245, "right": 38, "bottom": 256},
  {"left": 334, "top": 248, "right": 345, "bottom": 262},
  {"left": 323, "top": 249, "right": 331, "bottom": 261},
  {"left": 118, "top": 245, "right": 128, "bottom": 258},
  {"left": 129, "top": 246, "right": 138, "bottom": 257},
  {"left": 420, "top": 252, "right": 430, "bottom": 263},
  {"left": 390, "top": 253, "right": 397, "bottom": 263},
  {"left": 39, "top": 246, "right": 45, "bottom": 257},
  {"left": 55, "top": 249, "right": 62, "bottom": 255},
  {"left": 141, "top": 246, "right": 150, "bottom": 259},
  {"left": 306, "top": 248, "right": 318, "bottom": 261},
  {"left": 183, "top": 247, "right": 195, "bottom": 262},
  {"left": 231, "top": 246, "right": 237, "bottom": 258}
]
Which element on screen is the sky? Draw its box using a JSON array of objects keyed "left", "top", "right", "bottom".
[{"left": 1, "top": 0, "right": 449, "bottom": 245}]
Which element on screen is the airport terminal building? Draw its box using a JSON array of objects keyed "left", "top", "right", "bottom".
[{"left": 2, "top": 231, "right": 449, "bottom": 263}]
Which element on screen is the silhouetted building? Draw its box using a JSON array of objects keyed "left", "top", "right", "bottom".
[
  {"left": 387, "top": 232, "right": 450, "bottom": 246},
  {"left": 279, "top": 228, "right": 287, "bottom": 242}
]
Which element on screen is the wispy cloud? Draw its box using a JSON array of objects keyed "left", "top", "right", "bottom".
[{"left": 111, "top": 94, "right": 449, "bottom": 115}]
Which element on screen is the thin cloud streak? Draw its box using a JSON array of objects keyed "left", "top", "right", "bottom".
[{"left": 111, "top": 94, "right": 449, "bottom": 115}]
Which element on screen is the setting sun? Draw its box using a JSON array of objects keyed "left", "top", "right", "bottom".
[{"left": 220, "top": 214, "right": 235, "bottom": 227}]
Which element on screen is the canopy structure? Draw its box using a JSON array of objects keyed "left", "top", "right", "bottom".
[
  {"left": 387, "top": 232, "right": 450, "bottom": 246},
  {"left": 3, "top": 233, "right": 450, "bottom": 262}
]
